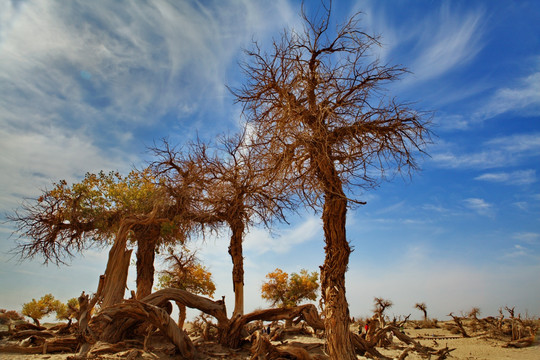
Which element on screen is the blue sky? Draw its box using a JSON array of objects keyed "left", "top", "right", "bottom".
[{"left": 1, "top": 0, "right": 539, "bottom": 322}]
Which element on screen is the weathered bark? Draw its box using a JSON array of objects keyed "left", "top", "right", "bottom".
[
  {"left": 250, "top": 331, "right": 314, "bottom": 360},
  {"left": 447, "top": 313, "right": 470, "bottom": 338},
  {"left": 95, "top": 300, "right": 195, "bottom": 359},
  {"left": 100, "top": 288, "right": 229, "bottom": 344},
  {"left": 224, "top": 304, "right": 324, "bottom": 348},
  {"left": 75, "top": 276, "right": 105, "bottom": 359},
  {"left": 176, "top": 302, "right": 187, "bottom": 329},
  {"left": 100, "top": 222, "right": 133, "bottom": 308},
  {"left": 134, "top": 224, "right": 160, "bottom": 299},
  {"left": 228, "top": 218, "right": 245, "bottom": 317},
  {"left": 0, "top": 337, "right": 78, "bottom": 354},
  {"left": 320, "top": 186, "right": 355, "bottom": 359}
]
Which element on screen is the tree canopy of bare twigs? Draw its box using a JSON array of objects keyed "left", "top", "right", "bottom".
[
  {"left": 150, "top": 130, "right": 294, "bottom": 317},
  {"left": 231, "top": 3, "right": 431, "bottom": 359},
  {"left": 415, "top": 302, "right": 428, "bottom": 320}
]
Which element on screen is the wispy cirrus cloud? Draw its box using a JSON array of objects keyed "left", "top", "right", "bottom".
[
  {"left": 463, "top": 198, "right": 494, "bottom": 217},
  {"left": 432, "top": 133, "right": 540, "bottom": 169},
  {"left": 478, "top": 66, "right": 540, "bottom": 120},
  {"left": 0, "top": 0, "right": 296, "bottom": 213},
  {"left": 474, "top": 170, "right": 536, "bottom": 186},
  {"left": 513, "top": 232, "right": 540, "bottom": 245},
  {"left": 407, "top": 4, "right": 486, "bottom": 82}
]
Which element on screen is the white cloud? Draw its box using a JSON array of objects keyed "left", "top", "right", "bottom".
[
  {"left": 0, "top": 0, "right": 298, "bottom": 214},
  {"left": 0, "top": 126, "right": 135, "bottom": 212},
  {"left": 408, "top": 4, "right": 485, "bottom": 82},
  {"left": 479, "top": 68, "right": 540, "bottom": 120},
  {"left": 431, "top": 133, "right": 540, "bottom": 169},
  {"left": 474, "top": 170, "right": 536, "bottom": 185},
  {"left": 504, "top": 244, "right": 529, "bottom": 258},
  {"left": 463, "top": 198, "right": 494, "bottom": 216},
  {"left": 244, "top": 216, "right": 322, "bottom": 255},
  {"left": 513, "top": 232, "right": 540, "bottom": 245}
]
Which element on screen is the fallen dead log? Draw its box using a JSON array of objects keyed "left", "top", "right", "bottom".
[
  {"left": 250, "top": 330, "right": 315, "bottom": 360},
  {"left": 0, "top": 336, "right": 78, "bottom": 354},
  {"left": 94, "top": 299, "right": 195, "bottom": 359},
  {"left": 225, "top": 304, "right": 325, "bottom": 348},
  {"left": 99, "top": 288, "right": 229, "bottom": 344},
  {"left": 14, "top": 323, "right": 46, "bottom": 331},
  {"left": 9, "top": 329, "right": 55, "bottom": 340},
  {"left": 504, "top": 333, "right": 536, "bottom": 348},
  {"left": 447, "top": 313, "right": 470, "bottom": 338},
  {"left": 351, "top": 325, "right": 455, "bottom": 360}
]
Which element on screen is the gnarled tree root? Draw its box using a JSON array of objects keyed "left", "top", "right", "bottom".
[
  {"left": 250, "top": 330, "right": 315, "bottom": 360},
  {"left": 94, "top": 299, "right": 195, "bottom": 359}
]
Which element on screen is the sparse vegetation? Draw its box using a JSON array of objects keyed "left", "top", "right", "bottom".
[
  {"left": 261, "top": 268, "right": 319, "bottom": 308},
  {"left": 4, "top": 2, "right": 537, "bottom": 360},
  {"left": 21, "top": 294, "right": 64, "bottom": 326}
]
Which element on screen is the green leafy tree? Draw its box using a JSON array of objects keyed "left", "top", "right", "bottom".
[
  {"left": 157, "top": 246, "right": 215, "bottom": 328},
  {"left": 21, "top": 294, "right": 63, "bottom": 326},
  {"left": 55, "top": 297, "right": 80, "bottom": 324},
  {"left": 10, "top": 168, "right": 193, "bottom": 304},
  {"left": 261, "top": 268, "right": 319, "bottom": 308}
]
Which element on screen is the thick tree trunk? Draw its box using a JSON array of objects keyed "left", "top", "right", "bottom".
[
  {"left": 101, "top": 222, "right": 133, "bottom": 309},
  {"left": 228, "top": 219, "right": 245, "bottom": 318},
  {"left": 319, "top": 172, "right": 355, "bottom": 359},
  {"left": 134, "top": 225, "right": 160, "bottom": 299}
]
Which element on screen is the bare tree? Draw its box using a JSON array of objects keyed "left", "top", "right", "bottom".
[
  {"left": 415, "top": 302, "right": 428, "bottom": 321},
  {"left": 151, "top": 131, "right": 293, "bottom": 317},
  {"left": 232, "top": 4, "right": 431, "bottom": 359}
]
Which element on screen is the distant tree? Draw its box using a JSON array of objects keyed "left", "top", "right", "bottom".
[
  {"left": 468, "top": 307, "right": 481, "bottom": 320},
  {"left": 373, "top": 297, "right": 393, "bottom": 328},
  {"left": 157, "top": 246, "right": 216, "bottom": 328},
  {"left": 415, "top": 302, "right": 428, "bottom": 321},
  {"left": 21, "top": 294, "right": 63, "bottom": 326},
  {"left": 232, "top": 3, "right": 431, "bottom": 358},
  {"left": 0, "top": 309, "right": 24, "bottom": 331},
  {"left": 261, "top": 268, "right": 319, "bottom": 308},
  {"left": 55, "top": 297, "right": 80, "bottom": 325}
]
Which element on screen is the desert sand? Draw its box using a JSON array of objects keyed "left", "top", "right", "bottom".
[{"left": 1, "top": 320, "right": 539, "bottom": 360}]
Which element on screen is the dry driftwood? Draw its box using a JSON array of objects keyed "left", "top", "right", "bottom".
[
  {"left": 250, "top": 330, "right": 315, "bottom": 360},
  {"left": 99, "top": 288, "right": 324, "bottom": 350},
  {"left": 225, "top": 304, "right": 325, "bottom": 348},
  {"left": 447, "top": 313, "right": 470, "bottom": 338},
  {"left": 94, "top": 299, "right": 195, "bottom": 359},
  {"left": 351, "top": 325, "right": 455, "bottom": 360},
  {"left": 0, "top": 336, "right": 78, "bottom": 354}
]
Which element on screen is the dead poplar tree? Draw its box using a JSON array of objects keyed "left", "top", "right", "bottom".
[
  {"left": 232, "top": 3, "right": 431, "bottom": 359},
  {"left": 415, "top": 302, "right": 428, "bottom": 321},
  {"left": 152, "top": 132, "right": 292, "bottom": 318}
]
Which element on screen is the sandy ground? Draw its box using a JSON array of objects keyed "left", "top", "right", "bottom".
[{"left": 1, "top": 324, "right": 539, "bottom": 359}]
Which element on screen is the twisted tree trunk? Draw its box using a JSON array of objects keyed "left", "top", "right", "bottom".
[
  {"left": 320, "top": 190, "right": 355, "bottom": 359},
  {"left": 101, "top": 221, "right": 133, "bottom": 309},
  {"left": 134, "top": 224, "right": 160, "bottom": 299},
  {"left": 228, "top": 218, "right": 245, "bottom": 317}
]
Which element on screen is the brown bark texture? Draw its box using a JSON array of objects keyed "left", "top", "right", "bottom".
[
  {"left": 100, "top": 221, "right": 133, "bottom": 309},
  {"left": 320, "top": 191, "right": 355, "bottom": 360},
  {"left": 228, "top": 219, "right": 246, "bottom": 317},
  {"left": 94, "top": 299, "right": 195, "bottom": 359},
  {"left": 134, "top": 224, "right": 160, "bottom": 299}
]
